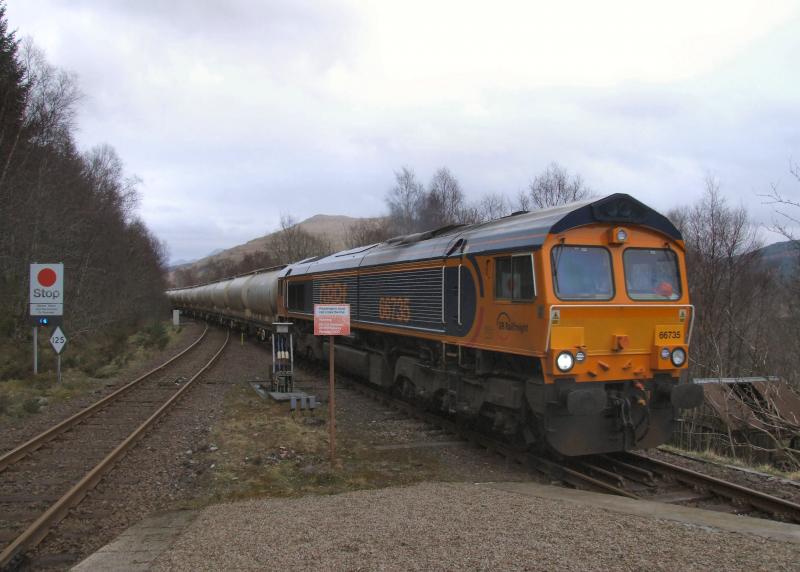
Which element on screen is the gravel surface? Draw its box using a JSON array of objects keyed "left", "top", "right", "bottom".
[
  {"left": 295, "top": 363, "right": 534, "bottom": 484},
  {"left": 23, "top": 327, "right": 249, "bottom": 570},
  {"left": 152, "top": 481, "right": 800, "bottom": 571}
]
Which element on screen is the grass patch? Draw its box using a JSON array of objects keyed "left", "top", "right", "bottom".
[
  {"left": 0, "top": 320, "right": 184, "bottom": 422},
  {"left": 191, "top": 382, "right": 444, "bottom": 507},
  {"left": 661, "top": 445, "right": 800, "bottom": 482},
  {"left": 0, "top": 373, "right": 98, "bottom": 420}
]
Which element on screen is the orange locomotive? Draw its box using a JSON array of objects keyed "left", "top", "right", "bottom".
[{"left": 168, "top": 194, "right": 703, "bottom": 456}]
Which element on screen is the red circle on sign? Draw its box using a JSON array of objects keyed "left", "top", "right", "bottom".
[{"left": 38, "top": 268, "right": 57, "bottom": 287}]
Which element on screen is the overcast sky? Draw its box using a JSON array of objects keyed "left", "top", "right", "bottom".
[{"left": 8, "top": 1, "right": 800, "bottom": 262}]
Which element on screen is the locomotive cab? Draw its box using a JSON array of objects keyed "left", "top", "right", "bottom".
[{"left": 529, "top": 198, "right": 703, "bottom": 455}]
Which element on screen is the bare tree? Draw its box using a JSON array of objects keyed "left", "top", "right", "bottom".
[
  {"left": 20, "top": 38, "right": 81, "bottom": 147},
  {"left": 669, "top": 177, "right": 767, "bottom": 379},
  {"left": 458, "top": 204, "right": 482, "bottom": 225},
  {"left": 421, "top": 167, "right": 466, "bottom": 228},
  {"left": 386, "top": 166, "right": 425, "bottom": 234},
  {"left": 761, "top": 161, "right": 800, "bottom": 243},
  {"left": 759, "top": 161, "right": 800, "bottom": 387},
  {"left": 476, "top": 192, "right": 513, "bottom": 222},
  {"left": 270, "top": 214, "right": 331, "bottom": 264},
  {"left": 172, "top": 266, "right": 199, "bottom": 288},
  {"left": 345, "top": 218, "right": 392, "bottom": 248},
  {"left": 386, "top": 166, "right": 484, "bottom": 233},
  {"left": 83, "top": 144, "right": 140, "bottom": 219},
  {"left": 519, "top": 162, "right": 593, "bottom": 210}
]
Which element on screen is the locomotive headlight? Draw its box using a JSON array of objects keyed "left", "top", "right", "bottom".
[
  {"left": 556, "top": 351, "right": 575, "bottom": 372},
  {"left": 660, "top": 347, "right": 670, "bottom": 360},
  {"left": 671, "top": 347, "right": 687, "bottom": 367},
  {"left": 610, "top": 227, "right": 629, "bottom": 244}
]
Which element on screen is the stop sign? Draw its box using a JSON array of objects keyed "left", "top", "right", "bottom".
[{"left": 30, "top": 263, "right": 64, "bottom": 317}]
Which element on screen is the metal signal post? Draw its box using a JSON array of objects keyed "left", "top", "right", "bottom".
[
  {"left": 49, "top": 327, "right": 67, "bottom": 384},
  {"left": 33, "top": 327, "right": 38, "bottom": 375}
]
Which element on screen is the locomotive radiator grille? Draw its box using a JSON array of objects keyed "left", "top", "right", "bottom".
[
  {"left": 358, "top": 267, "right": 444, "bottom": 330},
  {"left": 313, "top": 275, "right": 358, "bottom": 315}
]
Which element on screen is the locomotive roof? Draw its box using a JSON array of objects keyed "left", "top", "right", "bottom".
[{"left": 284, "top": 193, "right": 681, "bottom": 277}]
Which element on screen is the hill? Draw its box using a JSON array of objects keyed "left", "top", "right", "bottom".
[
  {"left": 168, "top": 214, "right": 378, "bottom": 285},
  {"left": 755, "top": 240, "right": 799, "bottom": 279}
]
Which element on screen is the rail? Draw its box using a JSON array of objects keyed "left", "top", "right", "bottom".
[
  {"left": 621, "top": 452, "right": 800, "bottom": 523},
  {"left": 0, "top": 325, "right": 209, "bottom": 473}
]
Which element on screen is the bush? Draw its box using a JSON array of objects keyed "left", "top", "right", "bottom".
[
  {"left": 0, "top": 342, "right": 31, "bottom": 381},
  {"left": 138, "top": 321, "right": 169, "bottom": 350},
  {"left": 22, "top": 397, "right": 41, "bottom": 415},
  {"left": 0, "top": 316, "right": 14, "bottom": 338}
]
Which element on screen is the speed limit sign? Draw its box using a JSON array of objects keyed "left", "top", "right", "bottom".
[{"left": 49, "top": 327, "right": 67, "bottom": 354}]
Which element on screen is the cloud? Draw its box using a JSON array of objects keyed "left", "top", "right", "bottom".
[{"left": 6, "top": 1, "right": 800, "bottom": 261}]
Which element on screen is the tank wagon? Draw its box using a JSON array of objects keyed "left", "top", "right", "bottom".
[{"left": 168, "top": 194, "right": 703, "bottom": 456}]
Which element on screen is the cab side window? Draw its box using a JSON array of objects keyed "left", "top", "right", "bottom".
[
  {"left": 494, "top": 255, "right": 535, "bottom": 301},
  {"left": 288, "top": 282, "right": 308, "bottom": 311}
]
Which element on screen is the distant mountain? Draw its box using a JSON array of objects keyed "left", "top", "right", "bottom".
[
  {"left": 755, "top": 240, "right": 799, "bottom": 279},
  {"left": 167, "top": 214, "right": 380, "bottom": 284},
  {"left": 168, "top": 258, "right": 194, "bottom": 269},
  {"left": 168, "top": 248, "right": 225, "bottom": 270}
]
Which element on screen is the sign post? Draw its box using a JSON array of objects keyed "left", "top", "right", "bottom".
[
  {"left": 33, "top": 327, "right": 38, "bottom": 375},
  {"left": 313, "top": 304, "right": 350, "bottom": 465},
  {"left": 49, "top": 327, "right": 67, "bottom": 383},
  {"left": 30, "top": 263, "right": 64, "bottom": 375},
  {"left": 328, "top": 335, "right": 335, "bottom": 459}
]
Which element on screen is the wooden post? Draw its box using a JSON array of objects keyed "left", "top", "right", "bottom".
[{"left": 328, "top": 334, "right": 336, "bottom": 463}]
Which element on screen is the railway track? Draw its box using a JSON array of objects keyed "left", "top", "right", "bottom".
[
  {"left": 0, "top": 326, "right": 229, "bottom": 570},
  {"left": 563, "top": 451, "right": 800, "bottom": 523},
  {"left": 323, "top": 367, "right": 800, "bottom": 524}
]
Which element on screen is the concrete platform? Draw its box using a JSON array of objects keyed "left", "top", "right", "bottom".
[
  {"left": 71, "top": 481, "right": 800, "bottom": 570},
  {"left": 71, "top": 510, "right": 199, "bottom": 571},
  {"left": 485, "top": 481, "right": 800, "bottom": 545}
]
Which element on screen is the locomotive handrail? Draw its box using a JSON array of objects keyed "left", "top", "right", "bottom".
[
  {"left": 457, "top": 264, "right": 462, "bottom": 326},
  {"left": 441, "top": 266, "right": 445, "bottom": 324},
  {"left": 544, "top": 303, "right": 696, "bottom": 352}
]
